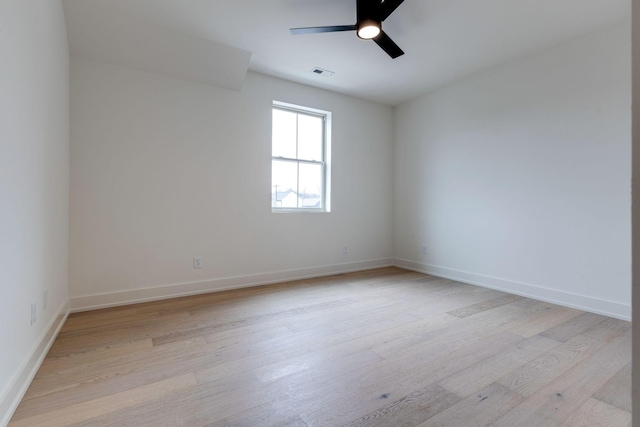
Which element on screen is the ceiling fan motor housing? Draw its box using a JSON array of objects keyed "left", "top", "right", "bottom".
[{"left": 357, "top": 0, "right": 380, "bottom": 22}]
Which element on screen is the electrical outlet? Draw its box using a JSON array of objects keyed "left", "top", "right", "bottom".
[
  {"left": 343, "top": 245, "right": 348, "bottom": 254},
  {"left": 421, "top": 245, "right": 427, "bottom": 254},
  {"left": 193, "top": 256, "right": 203, "bottom": 269},
  {"left": 43, "top": 290, "right": 48, "bottom": 311},
  {"left": 30, "top": 302, "right": 36, "bottom": 325}
]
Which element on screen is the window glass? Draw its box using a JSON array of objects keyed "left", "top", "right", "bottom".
[
  {"left": 298, "top": 163, "right": 323, "bottom": 208},
  {"left": 272, "top": 109, "right": 297, "bottom": 159},
  {"left": 297, "top": 114, "right": 323, "bottom": 162},
  {"left": 271, "top": 160, "right": 297, "bottom": 208}
]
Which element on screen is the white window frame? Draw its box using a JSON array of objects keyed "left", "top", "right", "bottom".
[{"left": 271, "top": 101, "right": 331, "bottom": 213}]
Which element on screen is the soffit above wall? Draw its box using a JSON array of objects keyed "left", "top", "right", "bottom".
[{"left": 63, "top": 0, "right": 251, "bottom": 91}]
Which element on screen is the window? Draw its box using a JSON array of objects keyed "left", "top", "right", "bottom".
[{"left": 271, "top": 101, "right": 330, "bottom": 212}]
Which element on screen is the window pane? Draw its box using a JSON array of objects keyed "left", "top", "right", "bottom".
[
  {"left": 272, "top": 109, "right": 297, "bottom": 158},
  {"left": 298, "top": 162, "right": 323, "bottom": 208},
  {"left": 297, "top": 114, "right": 323, "bottom": 161},
  {"left": 272, "top": 160, "right": 298, "bottom": 208}
]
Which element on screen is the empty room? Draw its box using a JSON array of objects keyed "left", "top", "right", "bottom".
[{"left": 1, "top": 0, "right": 636, "bottom": 426}]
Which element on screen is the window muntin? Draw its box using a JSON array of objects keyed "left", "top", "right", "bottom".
[{"left": 271, "top": 103, "right": 329, "bottom": 211}]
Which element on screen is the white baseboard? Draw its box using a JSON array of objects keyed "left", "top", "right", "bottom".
[
  {"left": 70, "top": 258, "right": 394, "bottom": 312},
  {"left": 0, "top": 300, "right": 70, "bottom": 427},
  {"left": 393, "top": 258, "right": 631, "bottom": 321}
]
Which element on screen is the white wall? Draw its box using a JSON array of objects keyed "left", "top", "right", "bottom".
[
  {"left": 631, "top": 0, "right": 640, "bottom": 421},
  {"left": 394, "top": 22, "right": 631, "bottom": 319},
  {"left": 69, "top": 60, "right": 393, "bottom": 309},
  {"left": 0, "top": 0, "right": 70, "bottom": 424}
]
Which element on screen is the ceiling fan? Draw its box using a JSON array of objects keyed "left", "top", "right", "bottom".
[{"left": 290, "top": 0, "right": 406, "bottom": 59}]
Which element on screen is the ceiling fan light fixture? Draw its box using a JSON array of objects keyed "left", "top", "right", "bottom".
[{"left": 357, "top": 19, "right": 381, "bottom": 39}]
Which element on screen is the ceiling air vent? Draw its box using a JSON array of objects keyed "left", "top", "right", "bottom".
[{"left": 310, "top": 67, "right": 335, "bottom": 77}]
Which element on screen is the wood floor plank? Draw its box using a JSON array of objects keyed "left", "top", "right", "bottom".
[
  {"left": 252, "top": 347, "right": 384, "bottom": 384},
  {"left": 447, "top": 294, "right": 522, "bottom": 318},
  {"left": 12, "top": 338, "right": 211, "bottom": 418},
  {"left": 8, "top": 268, "right": 631, "bottom": 427},
  {"left": 330, "top": 308, "right": 421, "bottom": 333},
  {"left": 54, "top": 310, "right": 192, "bottom": 342},
  {"left": 417, "top": 383, "right": 525, "bottom": 427},
  {"left": 443, "top": 299, "right": 566, "bottom": 339},
  {"left": 152, "top": 297, "right": 358, "bottom": 346},
  {"left": 62, "top": 307, "right": 139, "bottom": 328},
  {"left": 299, "top": 331, "right": 524, "bottom": 426},
  {"left": 68, "top": 373, "right": 257, "bottom": 427},
  {"left": 506, "top": 305, "right": 583, "bottom": 338},
  {"left": 491, "top": 331, "right": 631, "bottom": 427},
  {"left": 496, "top": 334, "right": 609, "bottom": 398},
  {"left": 593, "top": 361, "right": 631, "bottom": 412},
  {"left": 198, "top": 313, "right": 462, "bottom": 391},
  {"left": 539, "top": 312, "right": 608, "bottom": 343},
  {"left": 558, "top": 398, "right": 631, "bottom": 427},
  {"left": 227, "top": 403, "right": 320, "bottom": 427},
  {"left": 232, "top": 331, "right": 515, "bottom": 427},
  {"left": 342, "top": 384, "right": 461, "bottom": 427},
  {"left": 270, "top": 416, "right": 309, "bottom": 427},
  {"left": 408, "top": 288, "right": 513, "bottom": 320},
  {"left": 30, "top": 338, "right": 153, "bottom": 379},
  {"left": 582, "top": 317, "right": 631, "bottom": 342},
  {"left": 439, "top": 335, "right": 560, "bottom": 398},
  {"left": 61, "top": 309, "right": 186, "bottom": 333},
  {"left": 369, "top": 315, "right": 469, "bottom": 359},
  {"left": 198, "top": 307, "right": 424, "bottom": 384},
  {"left": 283, "top": 293, "right": 425, "bottom": 333},
  {"left": 9, "top": 373, "right": 197, "bottom": 427},
  {"left": 222, "top": 349, "right": 388, "bottom": 426},
  {"left": 47, "top": 312, "right": 207, "bottom": 356}
]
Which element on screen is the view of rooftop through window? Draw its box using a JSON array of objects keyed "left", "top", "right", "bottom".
[{"left": 271, "top": 103, "right": 328, "bottom": 210}]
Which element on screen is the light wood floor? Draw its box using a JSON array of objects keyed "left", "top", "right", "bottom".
[{"left": 9, "top": 267, "right": 631, "bottom": 426}]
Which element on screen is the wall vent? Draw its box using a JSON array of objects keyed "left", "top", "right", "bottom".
[{"left": 310, "top": 67, "right": 335, "bottom": 77}]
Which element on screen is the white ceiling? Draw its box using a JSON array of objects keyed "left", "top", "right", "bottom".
[{"left": 62, "top": 0, "right": 630, "bottom": 106}]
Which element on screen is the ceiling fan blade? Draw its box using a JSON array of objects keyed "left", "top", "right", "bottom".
[
  {"left": 378, "top": 0, "right": 405, "bottom": 21},
  {"left": 373, "top": 30, "right": 404, "bottom": 58},
  {"left": 290, "top": 25, "right": 357, "bottom": 35}
]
